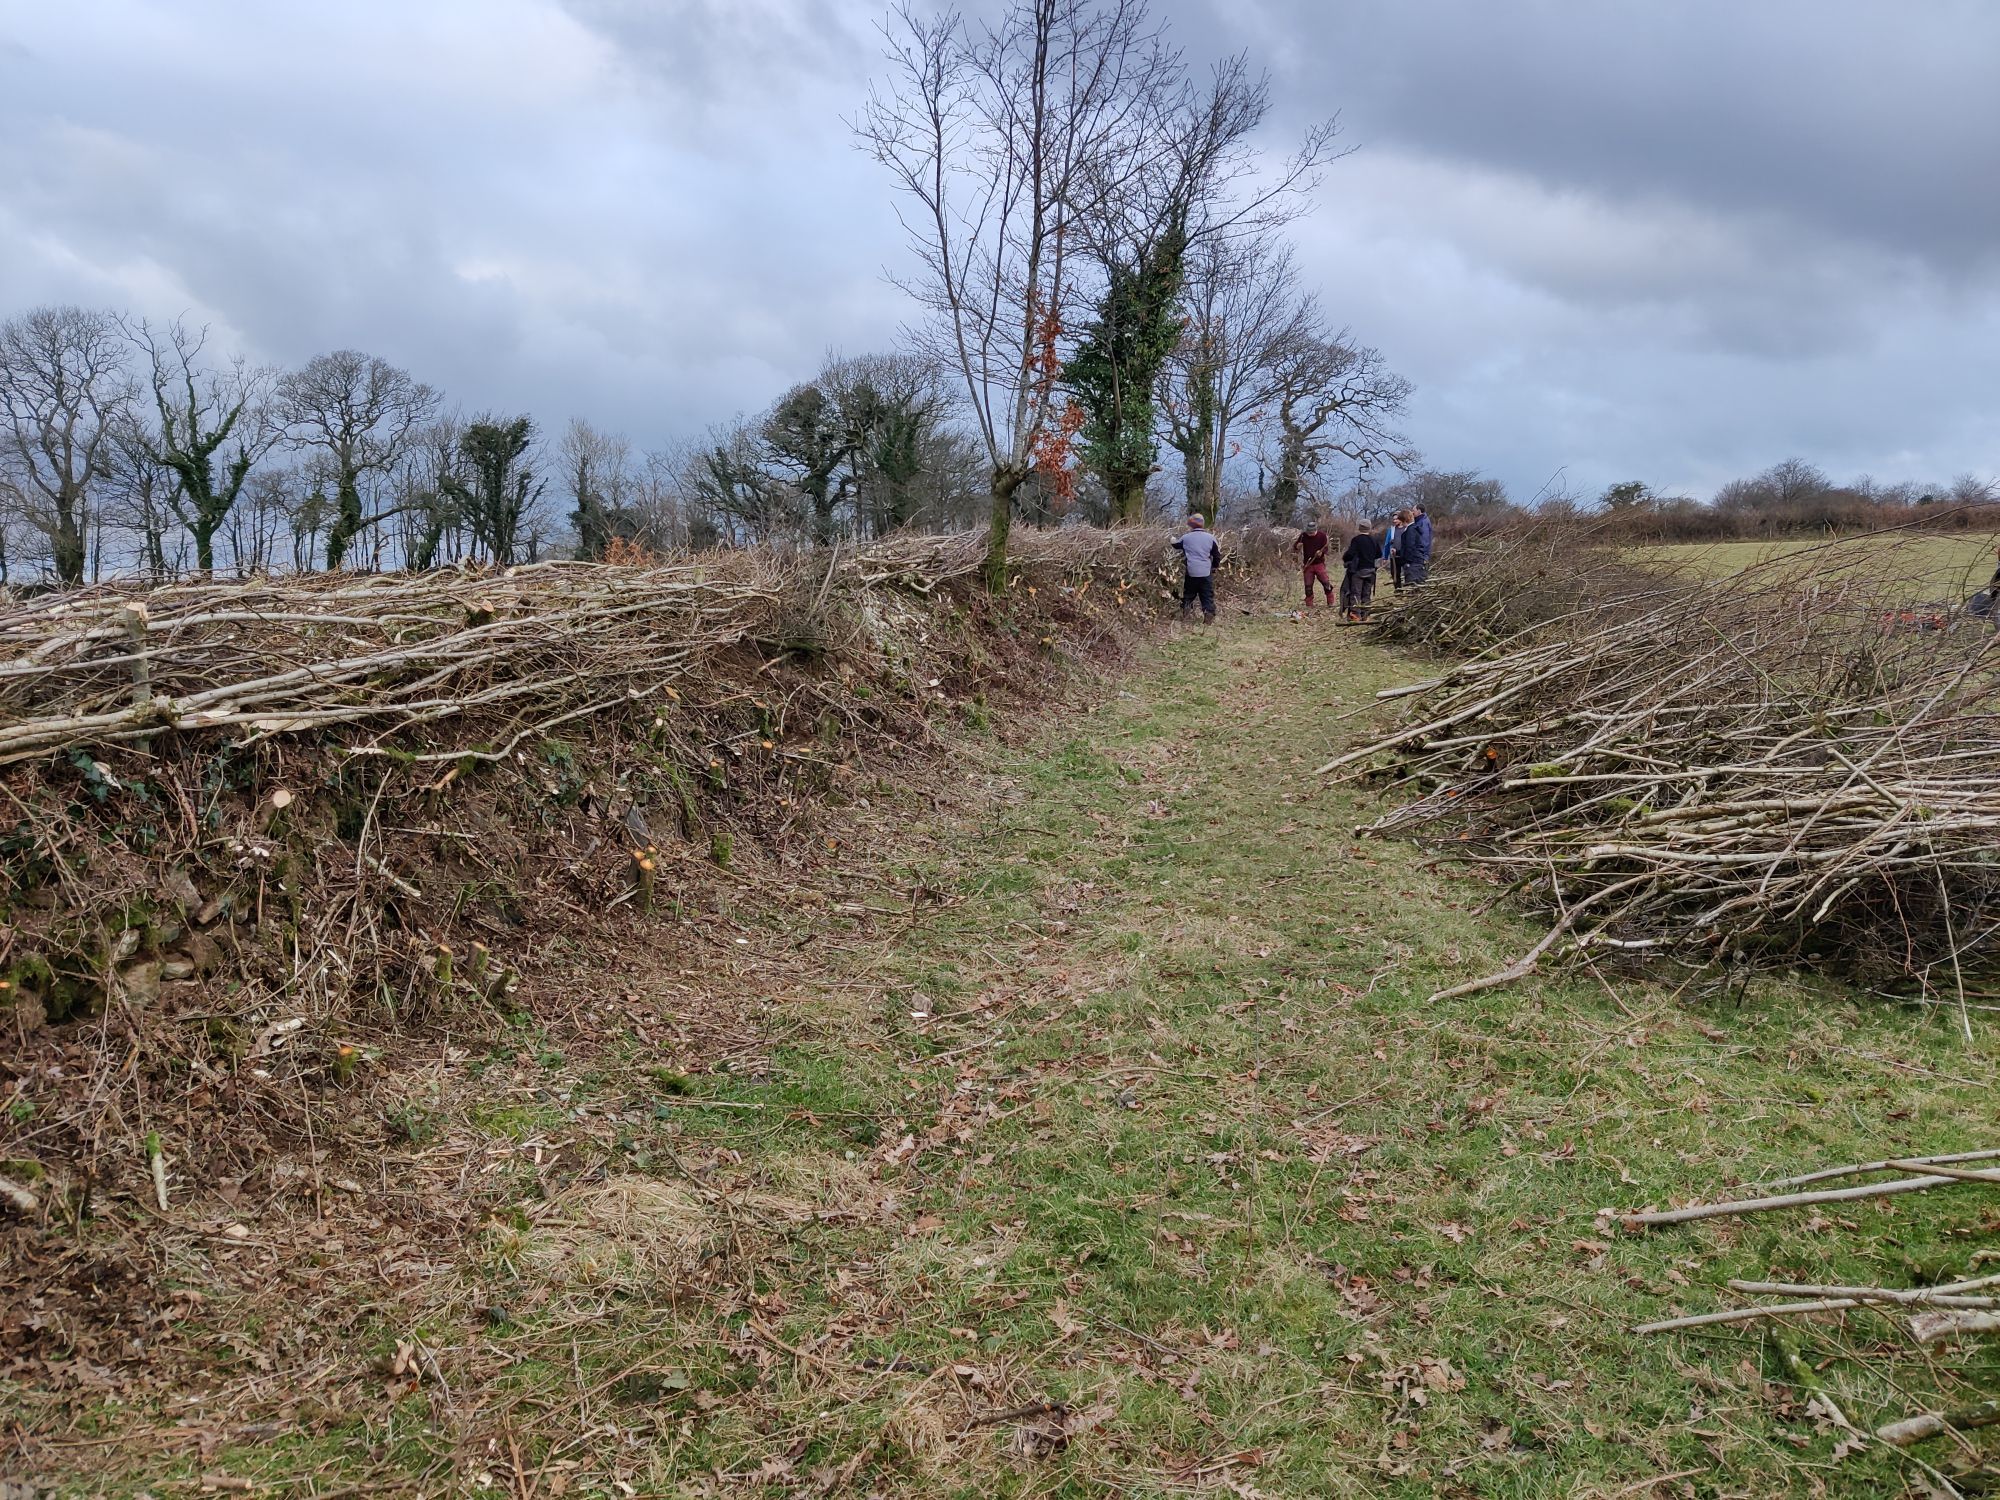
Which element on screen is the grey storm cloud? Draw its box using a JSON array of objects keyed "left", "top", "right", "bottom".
[{"left": 1, "top": 0, "right": 1993, "bottom": 504}]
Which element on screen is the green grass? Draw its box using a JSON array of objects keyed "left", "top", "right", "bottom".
[
  {"left": 539, "top": 615, "right": 1995, "bottom": 1496},
  {"left": 1641, "top": 533, "right": 2000, "bottom": 595},
  {"left": 62, "top": 610, "right": 1999, "bottom": 1497}
]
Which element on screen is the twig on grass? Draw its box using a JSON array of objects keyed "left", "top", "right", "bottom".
[
  {"left": 1877, "top": 1400, "right": 2000, "bottom": 1447},
  {"left": 1759, "top": 1147, "right": 2000, "bottom": 1190},
  {"left": 1621, "top": 1166, "right": 2000, "bottom": 1229}
]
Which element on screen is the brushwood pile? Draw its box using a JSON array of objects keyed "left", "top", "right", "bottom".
[
  {"left": 0, "top": 528, "right": 1235, "bottom": 1038},
  {"left": 1335, "top": 525, "right": 2000, "bottom": 1006}
]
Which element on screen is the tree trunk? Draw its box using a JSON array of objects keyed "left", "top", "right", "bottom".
[
  {"left": 983, "top": 467, "right": 1028, "bottom": 592},
  {"left": 411, "top": 516, "right": 445, "bottom": 572},
  {"left": 325, "top": 469, "right": 364, "bottom": 571},
  {"left": 1109, "top": 470, "right": 1148, "bottom": 524},
  {"left": 811, "top": 484, "right": 838, "bottom": 546},
  {"left": 1181, "top": 447, "right": 1208, "bottom": 518},
  {"left": 1270, "top": 425, "right": 1304, "bottom": 525},
  {"left": 1266, "top": 479, "right": 1296, "bottom": 525},
  {"left": 52, "top": 517, "right": 86, "bottom": 587}
]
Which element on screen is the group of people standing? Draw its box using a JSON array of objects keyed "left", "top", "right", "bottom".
[
  {"left": 1168, "top": 507, "right": 1434, "bottom": 625},
  {"left": 1295, "top": 506, "right": 1432, "bottom": 619}
]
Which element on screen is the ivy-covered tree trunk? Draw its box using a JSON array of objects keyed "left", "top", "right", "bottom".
[
  {"left": 178, "top": 451, "right": 252, "bottom": 575},
  {"left": 1269, "top": 421, "right": 1306, "bottom": 525},
  {"left": 455, "top": 416, "right": 540, "bottom": 565},
  {"left": 190, "top": 518, "right": 217, "bottom": 574},
  {"left": 1108, "top": 469, "right": 1149, "bottom": 524},
  {"left": 870, "top": 407, "right": 926, "bottom": 532},
  {"left": 324, "top": 468, "right": 366, "bottom": 571},
  {"left": 573, "top": 493, "right": 610, "bottom": 561},
  {"left": 808, "top": 479, "right": 838, "bottom": 546},
  {"left": 409, "top": 509, "right": 448, "bottom": 571},
  {"left": 1068, "top": 230, "right": 1187, "bottom": 527}
]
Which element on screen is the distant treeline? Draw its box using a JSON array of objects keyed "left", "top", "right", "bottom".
[
  {"left": 2, "top": 299, "right": 1986, "bottom": 592},
  {"left": 1555, "top": 461, "right": 1998, "bottom": 542},
  {"left": 0, "top": 307, "right": 1028, "bottom": 588},
  {"left": 0, "top": 296, "right": 1413, "bottom": 590}
]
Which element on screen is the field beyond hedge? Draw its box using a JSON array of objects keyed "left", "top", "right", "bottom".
[{"left": 1641, "top": 533, "right": 2000, "bottom": 595}]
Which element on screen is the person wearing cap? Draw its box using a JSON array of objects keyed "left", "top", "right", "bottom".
[
  {"left": 1340, "top": 522, "right": 1383, "bottom": 620},
  {"left": 1293, "top": 516, "right": 1336, "bottom": 608},
  {"left": 1173, "top": 512, "right": 1221, "bottom": 623}
]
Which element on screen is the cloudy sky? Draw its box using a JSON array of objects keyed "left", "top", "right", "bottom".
[{"left": 5, "top": 0, "right": 1996, "bottom": 503}]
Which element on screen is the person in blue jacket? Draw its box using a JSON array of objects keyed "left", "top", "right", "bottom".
[{"left": 1397, "top": 505, "right": 1434, "bottom": 586}]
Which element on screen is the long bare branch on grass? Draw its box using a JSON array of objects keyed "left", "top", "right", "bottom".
[{"left": 1621, "top": 1168, "right": 2000, "bottom": 1229}]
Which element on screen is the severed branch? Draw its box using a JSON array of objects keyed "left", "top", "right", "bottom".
[
  {"left": 1620, "top": 1164, "right": 2000, "bottom": 1229},
  {"left": 1909, "top": 1309, "right": 2000, "bottom": 1345},
  {"left": 1877, "top": 1400, "right": 2000, "bottom": 1447},
  {"left": 1760, "top": 1147, "right": 2000, "bottom": 1191},
  {"left": 1729, "top": 1275, "right": 2000, "bottom": 1305},
  {"left": 1636, "top": 1269, "right": 2000, "bottom": 1336}
]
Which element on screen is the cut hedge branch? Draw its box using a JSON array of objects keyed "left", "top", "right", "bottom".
[
  {"left": 1621, "top": 1168, "right": 2000, "bottom": 1229},
  {"left": 1876, "top": 1400, "right": 2000, "bottom": 1447}
]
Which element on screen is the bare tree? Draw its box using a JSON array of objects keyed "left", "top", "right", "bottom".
[
  {"left": 104, "top": 415, "right": 183, "bottom": 582},
  {"left": 0, "top": 306, "right": 135, "bottom": 585},
  {"left": 128, "top": 318, "right": 276, "bottom": 575},
  {"left": 1263, "top": 321, "right": 1415, "bottom": 524},
  {"left": 627, "top": 447, "right": 692, "bottom": 553},
  {"left": 395, "top": 418, "right": 467, "bottom": 570},
  {"left": 273, "top": 350, "right": 438, "bottom": 570},
  {"left": 1381, "top": 468, "right": 1514, "bottom": 522},
  {"left": 903, "top": 422, "right": 989, "bottom": 531},
  {"left": 859, "top": 0, "right": 1166, "bottom": 588},
  {"left": 561, "top": 417, "right": 633, "bottom": 560},
  {"left": 1159, "top": 237, "right": 1298, "bottom": 518},
  {"left": 228, "top": 463, "right": 295, "bottom": 575},
  {"left": 1947, "top": 472, "right": 1996, "bottom": 507},
  {"left": 1768, "top": 457, "right": 1831, "bottom": 507},
  {"left": 1069, "top": 55, "right": 1341, "bottom": 522},
  {"left": 287, "top": 462, "right": 335, "bottom": 573},
  {"left": 682, "top": 420, "right": 798, "bottom": 545}
]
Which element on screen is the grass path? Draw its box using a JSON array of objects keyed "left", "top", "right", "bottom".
[
  {"left": 579, "top": 611, "right": 1998, "bottom": 1498},
  {"left": 165, "top": 607, "right": 1999, "bottom": 1498}
]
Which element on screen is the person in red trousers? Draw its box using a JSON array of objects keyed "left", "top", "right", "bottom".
[{"left": 1294, "top": 517, "right": 1335, "bottom": 607}]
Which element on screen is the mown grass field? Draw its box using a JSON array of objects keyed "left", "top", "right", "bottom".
[
  {"left": 46, "top": 605, "right": 2000, "bottom": 1497},
  {"left": 1641, "top": 534, "right": 2000, "bottom": 594}
]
